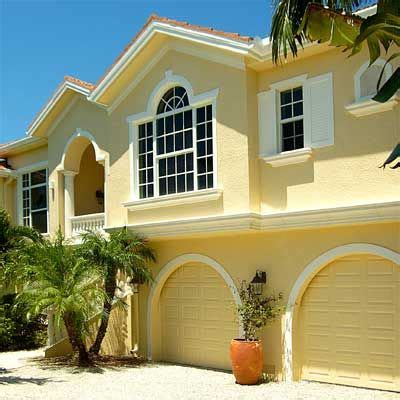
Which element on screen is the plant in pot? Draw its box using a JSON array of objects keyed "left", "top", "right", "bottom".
[{"left": 230, "top": 280, "right": 283, "bottom": 385}]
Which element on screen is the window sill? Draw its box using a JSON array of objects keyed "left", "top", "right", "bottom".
[
  {"left": 261, "top": 148, "right": 312, "bottom": 167},
  {"left": 345, "top": 95, "right": 399, "bottom": 117},
  {"left": 122, "top": 188, "right": 223, "bottom": 211}
]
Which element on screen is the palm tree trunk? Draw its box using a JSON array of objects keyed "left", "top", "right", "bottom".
[
  {"left": 89, "top": 273, "right": 116, "bottom": 356},
  {"left": 63, "top": 312, "right": 91, "bottom": 366}
]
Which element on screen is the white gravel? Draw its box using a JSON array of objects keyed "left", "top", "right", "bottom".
[{"left": 0, "top": 349, "right": 399, "bottom": 400}]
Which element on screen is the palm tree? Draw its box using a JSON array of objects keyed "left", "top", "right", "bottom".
[
  {"left": 0, "top": 208, "right": 43, "bottom": 287},
  {"left": 78, "top": 228, "right": 155, "bottom": 356},
  {"left": 19, "top": 230, "right": 105, "bottom": 365},
  {"left": 270, "top": 0, "right": 399, "bottom": 98}
]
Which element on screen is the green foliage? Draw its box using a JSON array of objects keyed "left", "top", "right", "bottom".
[
  {"left": 77, "top": 228, "right": 155, "bottom": 354},
  {"left": 270, "top": 1, "right": 400, "bottom": 102},
  {"left": 380, "top": 142, "right": 400, "bottom": 168},
  {"left": 18, "top": 229, "right": 105, "bottom": 364},
  {"left": 0, "top": 293, "right": 47, "bottom": 352},
  {"left": 0, "top": 208, "right": 43, "bottom": 286},
  {"left": 236, "top": 281, "right": 283, "bottom": 341}
]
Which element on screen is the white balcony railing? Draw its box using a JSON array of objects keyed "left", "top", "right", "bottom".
[{"left": 70, "top": 212, "right": 105, "bottom": 236}]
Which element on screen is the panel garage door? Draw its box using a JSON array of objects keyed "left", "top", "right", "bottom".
[
  {"left": 300, "top": 254, "right": 400, "bottom": 392},
  {"left": 160, "top": 262, "right": 237, "bottom": 370}
]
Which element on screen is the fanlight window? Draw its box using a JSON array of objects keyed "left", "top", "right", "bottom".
[
  {"left": 157, "top": 86, "right": 189, "bottom": 114},
  {"left": 137, "top": 86, "right": 215, "bottom": 199}
]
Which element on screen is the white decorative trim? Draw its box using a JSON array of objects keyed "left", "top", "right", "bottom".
[
  {"left": 146, "top": 253, "right": 242, "bottom": 360},
  {"left": 261, "top": 148, "right": 312, "bottom": 167},
  {"left": 89, "top": 20, "right": 251, "bottom": 103},
  {"left": 270, "top": 74, "right": 308, "bottom": 91},
  {"left": 122, "top": 188, "right": 223, "bottom": 211},
  {"left": 57, "top": 129, "right": 109, "bottom": 175},
  {"left": 111, "top": 201, "right": 400, "bottom": 238},
  {"left": 0, "top": 136, "right": 47, "bottom": 157},
  {"left": 27, "top": 81, "right": 91, "bottom": 137},
  {"left": 0, "top": 168, "right": 17, "bottom": 179},
  {"left": 16, "top": 160, "right": 48, "bottom": 175},
  {"left": 346, "top": 96, "right": 399, "bottom": 117},
  {"left": 126, "top": 71, "right": 219, "bottom": 203},
  {"left": 283, "top": 243, "right": 400, "bottom": 382}
]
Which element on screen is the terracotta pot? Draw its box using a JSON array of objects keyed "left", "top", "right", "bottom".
[{"left": 230, "top": 339, "right": 263, "bottom": 385}]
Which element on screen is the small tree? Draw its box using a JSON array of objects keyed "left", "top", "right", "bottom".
[
  {"left": 237, "top": 281, "right": 283, "bottom": 341},
  {"left": 78, "top": 228, "right": 155, "bottom": 356},
  {"left": 0, "top": 208, "right": 43, "bottom": 286},
  {"left": 19, "top": 230, "right": 105, "bottom": 365}
]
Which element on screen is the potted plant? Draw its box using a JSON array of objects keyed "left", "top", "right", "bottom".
[{"left": 230, "top": 280, "right": 283, "bottom": 385}]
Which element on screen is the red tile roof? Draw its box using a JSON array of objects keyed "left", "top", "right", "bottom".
[{"left": 64, "top": 75, "right": 95, "bottom": 91}]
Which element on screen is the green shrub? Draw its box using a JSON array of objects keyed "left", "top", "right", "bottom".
[{"left": 0, "top": 293, "right": 47, "bottom": 351}]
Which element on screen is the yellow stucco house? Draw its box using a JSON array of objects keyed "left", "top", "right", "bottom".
[{"left": 1, "top": 8, "right": 399, "bottom": 392}]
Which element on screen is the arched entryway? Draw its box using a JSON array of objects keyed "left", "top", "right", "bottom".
[
  {"left": 147, "top": 254, "right": 240, "bottom": 370},
  {"left": 284, "top": 244, "right": 400, "bottom": 392},
  {"left": 57, "top": 129, "right": 109, "bottom": 237}
]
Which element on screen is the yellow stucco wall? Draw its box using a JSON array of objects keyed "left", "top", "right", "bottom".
[{"left": 140, "top": 221, "right": 400, "bottom": 376}]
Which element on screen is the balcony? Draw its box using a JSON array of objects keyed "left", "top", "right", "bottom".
[{"left": 70, "top": 212, "right": 105, "bottom": 237}]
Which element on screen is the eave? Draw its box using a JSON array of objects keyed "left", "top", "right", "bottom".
[{"left": 0, "top": 136, "right": 47, "bottom": 157}]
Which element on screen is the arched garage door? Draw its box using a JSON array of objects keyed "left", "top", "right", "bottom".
[
  {"left": 160, "top": 262, "right": 237, "bottom": 370},
  {"left": 299, "top": 254, "right": 400, "bottom": 391}
]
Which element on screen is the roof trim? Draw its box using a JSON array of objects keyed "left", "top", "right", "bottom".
[
  {"left": 27, "top": 76, "right": 94, "bottom": 137},
  {"left": 89, "top": 17, "right": 254, "bottom": 102},
  {"left": 0, "top": 136, "right": 47, "bottom": 157}
]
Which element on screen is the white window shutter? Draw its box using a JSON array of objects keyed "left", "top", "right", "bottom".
[
  {"left": 258, "top": 89, "right": 278, "bottom": 157},
  {"left": 305, "top": 72, "right": 334, "bottom": 148}
]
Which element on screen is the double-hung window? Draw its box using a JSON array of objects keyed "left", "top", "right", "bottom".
[
  {"left": 22, "top": 169, "right": 48, "bottom": 233},
  {"left": 137, "top": 86, "right": 214, "bottom": 199},
  {"left": 279, "top": 86, "right": 304, "bottom": 152}
]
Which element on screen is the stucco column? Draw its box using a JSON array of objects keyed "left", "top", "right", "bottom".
[{"left": 63, "top": 171, "right": 77, "bottom": 238}]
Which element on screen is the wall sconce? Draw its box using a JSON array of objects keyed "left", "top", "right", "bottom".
[
  {"left": 95, "top": 189, "right": 104, "bottom": 205},
  {"left": 250, "top": 270, "right": 267, "bottom": 295}
]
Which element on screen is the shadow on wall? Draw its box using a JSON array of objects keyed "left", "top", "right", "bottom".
[{"left": 261, "top": 160, "right": 315, "bottom": 211}]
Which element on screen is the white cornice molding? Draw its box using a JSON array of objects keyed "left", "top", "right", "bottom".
[
  {"left": 89, "top": 21, "right": 252, "bottom": 103},
  {"left": 26, "top": 81, "right": 91, "bottom": 137},
  {"left": 0, "top": 136, "right": 47, "bottom": 157},
  {"left": 110, "top": 201, "right": 400, "bottom": 238},
  {"left": 261, "top": 148, "right": 313, "bottom": 167},
  {"left": 0, "top": 168, "right": 17, "bottom": 179}
]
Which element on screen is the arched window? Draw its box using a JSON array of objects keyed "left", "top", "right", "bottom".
[
  {"left": 137, "top": 86, "right": 215, "bottom": 199},
  {"left": 355, "top": 59, "right": 392, "bottom": 101}
]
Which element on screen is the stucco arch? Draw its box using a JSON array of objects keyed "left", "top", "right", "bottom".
[
  {"left": 283, "top": 243, "right": 400, "bottom": 382},
  {"left": 58, "top": 128, "right": 109, "bottom": 174},
  {"left": 147, "top": 253, "right": 241, "bottom": 360}
]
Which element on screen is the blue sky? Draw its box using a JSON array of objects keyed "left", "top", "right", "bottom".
[{"left": 0, "top": 0, "right": 274, "bottom": 143}]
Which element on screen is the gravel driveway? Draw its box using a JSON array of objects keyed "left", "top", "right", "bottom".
[{"left": 0, "top": 349, "right": 398, "bottom": 400}]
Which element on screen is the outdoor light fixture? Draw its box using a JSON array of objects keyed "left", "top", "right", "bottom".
[{"left": 250, "top": 270, "right": 267, "bottom": 295}]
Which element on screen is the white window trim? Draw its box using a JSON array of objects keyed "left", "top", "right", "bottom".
[
  {"left": 17, "top": 161, "right": 49, "bottom": 234},
  {"left": 126, "top": 70, "right": 219, "bottom": 206},
  {"left": 265, "top": 74, "right": 312, "bottom": 166}
]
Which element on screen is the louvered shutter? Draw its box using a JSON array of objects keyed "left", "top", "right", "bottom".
[{"left": 258, "top": 89, "right": 278, "bottom": 157}]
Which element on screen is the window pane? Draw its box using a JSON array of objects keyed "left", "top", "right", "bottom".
[
  {"left": 295, "top": 136, "right": 304, "bottom": 149},
  {"left": 197, "top": 124, "right": 206, "bottom": 140},
  {"left": 187, "top": 173, "right": 194, "bottom": 191},
  {"left": 175, "top": 112, "right": 183, "bottom": 131},
  {"left": 281, "top": 105, "right": 292, "bottom": 120},
  {"left": 175, "top": 132, "right": 183, "bottom": 151},
  {"left": 148, "top": 184, "right": 154, "bottom": 197},
  {"left": 167, "top": 157, "right": 175, "bottom": 175},
  {"left": 147, "top": 154, "right": 153, "bottom": 167},
  {"left": 207, "top": 157, "right": 213, "bottom": 172},
  {"left": 157, "top": 138, "right": 164, "bottom": 154},
  {"left": 206, "top": 122, "right": 213, "bottom": 138},
  {"left": 184, "top": 110, "right": 192, "bottom": 128},
  {"left": 167, "top": 176, "right": 176, "bottom": 194},
  {"left": 159, "top": 178, "right": 167, "bottom": 195},
  {"left": 206, "top": 105, "right": 212, "bottom": 121},
  {"left": 31, "top": 210, "right": 47, "bottom": 233},
  {"left": 186, "top": 153, "right": 193, "bottom": 171},
  {"left": 177, "top": 174, "right": 185, "bottom": 193},
  {"left": 198, "top": 175, "right": 206, "bottom": 189},
  {"left": 293, "top": 87, "right": 303, "bottom": 102},
  {"left": 22, "top": 174, "right": 29, "bottom": 188},
  {"left": 206, "top": 140, "right": 213, "bottom": 155},
  {"left": 146, "top": 137, "right": 153, "bottom": 152},
  {"left": 166, "top": 115, "right": 173, "bottom": 133},
  {"left": 184, "top": 130, "right": 193, "bottom": 148},
  {"left": 147, "top": 169, "right": 154, "bottom": 183},
  {"left": 198, "top": 158, "right": 206, "bottom": 174},
  {"left": 139, "top": 170, "right": 146, "bottom": 184},
  {"left": 293, "top": 102, "right": 303, "bottom": 117},
  {"left": 156, "top": 118, "right": 164, "bottom": 136},
  {"left": 166, "top": 135, "right": 174, "bottom": 153},
  {"left": 139, "top": 185, "right": 146, "bottom": 199},
  {"left": 280, "top": 89, "right": 292, "bottom": 105},
  {"left": 207, "top": 174, "right": 213, "bottom": 188},
  {"left": 139, "top": 139, "right": 146, "bottom": 153},
  {"left": 282, "top": 122, "right": 294, "bottom": 139},
  {"left": 177, "top": 155, "right": 185, "bottom": 173},
  {"left": 31, "top": 169, "right": 46, "bottom": 186},
  {"left": 295, "top": 120, "right": 304, "bottom": 136},
  {"left": 31, "top": 186, "right": 47, "bottom": 210},
  {"left": 139, "top": 124, "right": 146, "bottom": 139},
  {"left": 159, "top": 159, "right": 166, "bottom": 177},
  {"left": 197, "top": 107, "right": 205, "bottom": 124},
  {"left": 283, "top": 138, "right": 295, "bottom": 152},
  {"left": 197, "top": 141, "right": 206, "bottom": 157}
]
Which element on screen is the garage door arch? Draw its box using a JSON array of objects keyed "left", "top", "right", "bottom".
[
  {"left": 283, "top": 243, "right": 400, "bottom": 387},
  {"left": 147, "top": 253, "right": 241, "bottom": 362}
]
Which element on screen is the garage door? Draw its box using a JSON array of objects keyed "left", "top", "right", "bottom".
[
  {"left": 160, "top": 262, "right": 237, "bottom": 370},
  {"left": 300, "top": 254, "right": 400, "bottom": 392}
]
